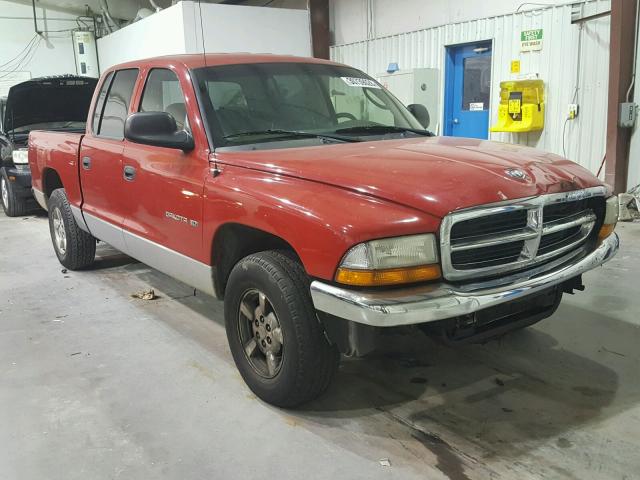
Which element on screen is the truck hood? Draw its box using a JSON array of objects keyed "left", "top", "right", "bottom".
[
  {"left": 3, "top": 76, "right": 97, "bottom": 133},
  {"left": 215, "top": 136, "right": 604, "bottom": 219}
]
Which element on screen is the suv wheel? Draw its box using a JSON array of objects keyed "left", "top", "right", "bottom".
[
  {"left": 48, "top": 188, "right": 96, "bottom": 270},
  {"left": 225, "top": 251, "right": 339, "bottom": 408},
  {"left": 1, "top": 169, "right": 28, "bottom": 217}
]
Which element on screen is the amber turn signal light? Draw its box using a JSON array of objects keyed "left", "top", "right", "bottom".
[
  {"left": 598, "top": 196, "right": 618, "bottom": 241},
  {"left": 598, "top": 223, "right": 616, "bottom": 240},
  {"left": 335, "top": 264, "right": 442, "bottom": 287}
]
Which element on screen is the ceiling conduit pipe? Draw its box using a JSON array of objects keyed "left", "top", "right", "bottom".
[
  {"left": 102, "top": 11, "right": 113, "bottom": 33},
  {"left": 31, "top": 0, "right": 42, "bottom": 35},
  {"left": 149, "top": 0, "right": 163, "bottom": 13},
  {"left": 100, "top": 0, "right": 117, "bottom": 32}
]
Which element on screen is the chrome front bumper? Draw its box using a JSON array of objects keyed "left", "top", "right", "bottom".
[{"left": 310, "top": 233, "right": 619, "bottom": 327}]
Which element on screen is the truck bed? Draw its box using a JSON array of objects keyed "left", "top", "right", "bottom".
[{"left": 29, "top": 130, "right": 84, "bottom": 209}]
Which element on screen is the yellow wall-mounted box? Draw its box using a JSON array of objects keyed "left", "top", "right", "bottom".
[{"left": 490, "top": 79, "right": 544, "bottom": 133}]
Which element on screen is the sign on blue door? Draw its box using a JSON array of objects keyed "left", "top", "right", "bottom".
[{"left": 444, "top": 41, "right": 492, "bottom": 139}]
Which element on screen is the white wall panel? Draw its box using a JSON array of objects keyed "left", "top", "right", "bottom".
[
  {"left": 330, "top": 0, "right": 572, "bottom": 45},
  {"left": 331, "top": 1, "right": 611, "bottom": 177},
  {"left": 97, "top": 2, "right": 311, "bottom": 71},
  {"left": 182, "top": 2, "right": 312, "bottom": 57},
  {"left": 0, "top": 1, "right": 78, "bottom": 83},
  {"left": 97, "top": 4, "right": 187, "bottom": 70}
]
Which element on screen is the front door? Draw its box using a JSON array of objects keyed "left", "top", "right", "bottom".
[
  {"left": 122, "top": 67, "right": 207, "bottom": 263},
  {"left": 444, "top": 41, "right": 492, "bottom": 139}
]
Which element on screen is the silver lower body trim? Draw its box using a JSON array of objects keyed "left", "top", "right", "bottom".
[
  {"left": 83, "top": 212, "right": 216, "bottom": 296},
  {"left": 70, "top": 205, "right": 91, "bottom": 233},
  {"left": 310, "top": 233, "right": 619, "bottom": 327},
  {"left": 85, "top": 212, "right": 127, "bottom": 252},
  {"left": 32, "top": 188, "right": 47, "bottom": 211}
]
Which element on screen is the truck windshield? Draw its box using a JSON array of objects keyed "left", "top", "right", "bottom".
[{"left": 193, "top": 63, "right": 426, "bottom": 148}]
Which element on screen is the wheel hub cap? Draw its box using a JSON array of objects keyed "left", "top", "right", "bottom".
[
  {"left": 238, "top": 289, "right": 284, "bottom": 378},
  {"left": 52, "top": 207, "right": 67, "bottom": 255},
  {"left": 1, "top": 177, "right": 8, "bottom": 209}
]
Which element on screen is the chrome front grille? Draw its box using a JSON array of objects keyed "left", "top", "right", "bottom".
[{"left": 440, "top": 187, "right": 606, "bottom": 281}]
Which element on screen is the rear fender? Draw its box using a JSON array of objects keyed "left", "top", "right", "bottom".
[{"left": 28, "top": 131, "right": 84, "bottom": 207}]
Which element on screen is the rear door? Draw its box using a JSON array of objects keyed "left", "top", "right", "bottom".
[{"left": 80, "top": 68, "right": 138, "bottom": 251}]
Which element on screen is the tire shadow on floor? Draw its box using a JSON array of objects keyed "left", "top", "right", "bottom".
[{"left": 291, "top": 308, "right": 638, "bottom": 470}]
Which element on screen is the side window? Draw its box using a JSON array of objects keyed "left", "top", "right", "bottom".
[
  {"left": 91, "top": 71, "right": 113, "bottom": 134},
  {"left": 140, "top": 69, "right": 188, "bottom": 130},
  {"left": 98, "top": 68, "right": 138, "bottom": 139}
]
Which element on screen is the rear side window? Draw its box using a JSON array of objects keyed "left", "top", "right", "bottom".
[
  {"left": 97, "top": 68, "right": 139, "bottom": 139},
  {"left": 140, "top": 68, "right": 188, "bottom": 130},
  {"left": 92, "top": 72, "right": 113, "bottom": 134}
]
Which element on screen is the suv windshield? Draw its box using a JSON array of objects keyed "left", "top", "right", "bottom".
[{"left": 194, "top": 63, "right": 426, "bottom": 149}]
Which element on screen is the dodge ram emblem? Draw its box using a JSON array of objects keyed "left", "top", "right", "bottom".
[{"left": 505, "top": 168, "right": 527, "bottom": 180}]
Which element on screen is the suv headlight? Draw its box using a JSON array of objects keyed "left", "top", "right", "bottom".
[
  {"left": 335, "top": 234, "right": 441, "bottom": 286},
  {"left": 12, "top": 149, "right": 28, "bottom": 164}
]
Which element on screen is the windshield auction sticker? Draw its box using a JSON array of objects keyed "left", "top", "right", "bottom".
[{"left": 341, "top": 77, "right": 381, "bottom": 89}]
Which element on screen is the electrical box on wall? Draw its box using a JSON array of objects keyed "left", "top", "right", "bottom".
[
  {"left": 376, "top": 68, "right": 440, "bottom": 133},
  {"left": 490, "top": 79, "right": 545, "bottom": 133},
  {"left": 619, "top": 102, "right": 637, "bottom": 128},
  {"left": 72, "top": 31, "right": 99, "bottom": 78}
]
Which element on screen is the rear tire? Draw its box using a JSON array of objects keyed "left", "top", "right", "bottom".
[
  {"left": 1, "top": 168, "right": 28, "bottom": 217},
  {"left": 225, "top": 250, "right": 339, "bottom": 408},
  {"left": 48, "top": 188, "right": 96, "bottom": 270}
]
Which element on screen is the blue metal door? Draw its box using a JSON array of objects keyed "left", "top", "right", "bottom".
[{"left": 444, "top": 42, "right": 492, "bottom": 139}]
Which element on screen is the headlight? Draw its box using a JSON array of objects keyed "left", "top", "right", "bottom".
[
  {"left": 598, "top": 195, "right": 618, "bottom": 240},
  {"left": 335, "top": 234, "right": 441, "bottom": 286},
  {"left": 12, "top": 149, "right": 28, "bottom": 164}
]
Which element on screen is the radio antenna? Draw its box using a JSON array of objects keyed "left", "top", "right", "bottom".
[{"left": 197, "top": 0, "right": 207, "bottom": 66}]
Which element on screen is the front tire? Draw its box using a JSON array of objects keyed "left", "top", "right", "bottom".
[
  {"left": 48, "top": 188, "right": 96, "bottom": 270},
  {"left": 1, "top": 168, "right": 28, "bottom": 217},
  {"left": 225, "top": 251, "right": 339, "bottom": 408}
]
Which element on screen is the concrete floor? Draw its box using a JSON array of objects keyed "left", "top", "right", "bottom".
[{"left": 1, "top": 208, "right": 639, "bottom": 480}]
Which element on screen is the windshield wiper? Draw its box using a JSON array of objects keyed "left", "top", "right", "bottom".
[
  {"left": 334, "top": 125, "right": 433, "bottom": 136},
  {"left": 223, "top": 129, "right": 360, "bottom": 143}
]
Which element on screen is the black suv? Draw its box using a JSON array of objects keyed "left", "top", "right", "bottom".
[{"left": 1, "top": 76, "right": 97, "bottom": 216}]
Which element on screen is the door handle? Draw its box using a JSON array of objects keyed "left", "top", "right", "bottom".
[
  {"left": 453, "top": 118, "right": 460, "bottom": 124},
  {"left": 123, "top": 165, "right": 137, "bottom": 181},
  {"left": 82, "top": 156, "right": 91, "bottom": 170}
]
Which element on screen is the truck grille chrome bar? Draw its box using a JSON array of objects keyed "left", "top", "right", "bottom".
[{"left": 440, "top": 187, "right": 607, "bottom": 281}]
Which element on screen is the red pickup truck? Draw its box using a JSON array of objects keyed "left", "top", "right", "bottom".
[{"left": 29, "top": 54, "right": 619, "bottom": 407}]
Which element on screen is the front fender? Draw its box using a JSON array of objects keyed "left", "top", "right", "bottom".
[{"left": 203, "top": 165, "right": 441, "bottom": 281}]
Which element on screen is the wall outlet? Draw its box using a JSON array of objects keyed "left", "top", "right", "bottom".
[{"left": 568, "top": 104, "right": 579, "bottom": 120}]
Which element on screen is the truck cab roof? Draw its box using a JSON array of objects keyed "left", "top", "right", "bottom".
[{"left": 105, "top": 53, "right": 342, "bottom": 73}]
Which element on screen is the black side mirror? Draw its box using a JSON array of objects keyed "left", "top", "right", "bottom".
[
  {"left": 125, "top": 111, "right": 194, "bottom": 151},
  {"left": 407, "top": 104, "right": 430, "bottom": 129}
]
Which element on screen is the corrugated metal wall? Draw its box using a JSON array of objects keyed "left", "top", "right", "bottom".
[{"left": 331, "top": 1, "right": 610, "bottom": 176}]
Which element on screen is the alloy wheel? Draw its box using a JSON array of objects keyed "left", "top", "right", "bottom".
[
  {"left": 1, "top": 177, "right": 8, "bottom": 209},
  {"left": 238, "top": 288, "right": 284, "bottom": 378},
  {"left": 52, "top": 207, "right": 67, "bottom": 255}
]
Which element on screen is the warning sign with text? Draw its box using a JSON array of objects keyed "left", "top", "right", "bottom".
[{"left": 520, "top": 29, "right": 543, "bottom": 52}]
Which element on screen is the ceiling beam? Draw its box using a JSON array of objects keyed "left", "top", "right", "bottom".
[{"left": 309, "top": 0, "right": 329, "bottom": 59}]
